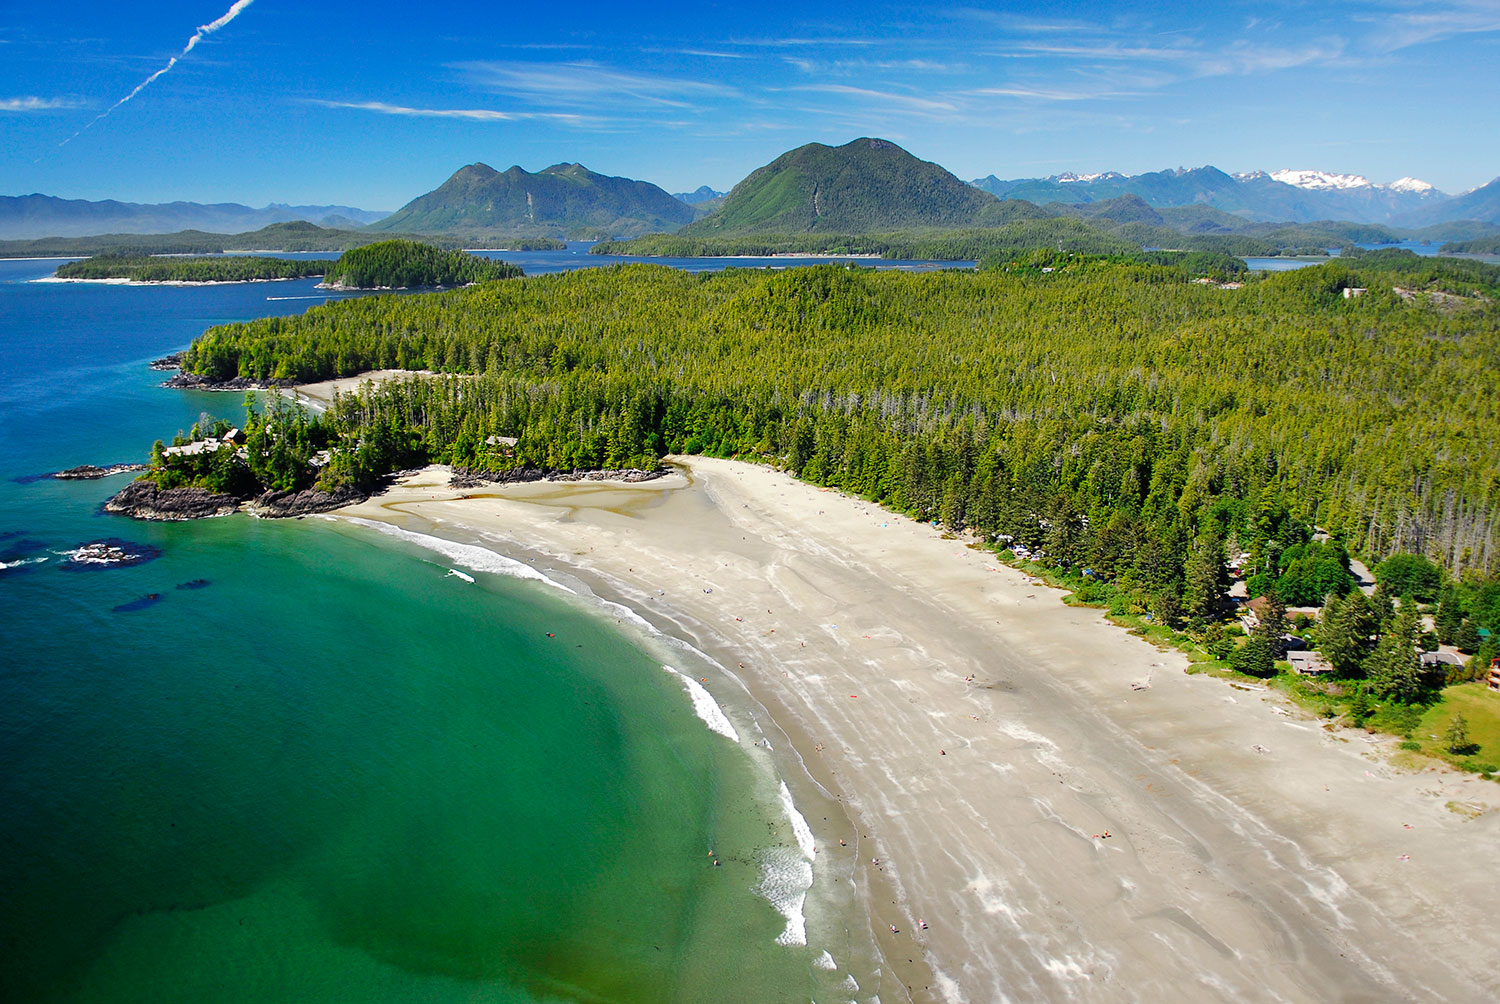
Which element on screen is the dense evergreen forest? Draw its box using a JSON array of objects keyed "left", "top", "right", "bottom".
[
  {"left": 164, "top": 255, "right": 1500, "bottom": 594},
  {"left": 54, "top": 254, "right": 326, "bottom": 282},
  {"left": 595, "top": 220, "right": 1352, "bottom": 260},
  {"left": 322, "top": 240, "right": 523, "bottom": 288}
]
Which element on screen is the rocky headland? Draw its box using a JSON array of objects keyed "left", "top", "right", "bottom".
[{"left": 104, "top": 480, "right": 368, "bottom": 521}]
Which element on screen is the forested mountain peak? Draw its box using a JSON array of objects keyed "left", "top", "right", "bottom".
[
  {"left": 682, "top": 137, "right": 1001, "bottom": 235},
  {"left": 366, "top": 161, "right": 693, "bottom": 239}
]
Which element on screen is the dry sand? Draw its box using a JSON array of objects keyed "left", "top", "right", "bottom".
[
  {"left": 283, "top": 369, "right": 439, "bottom": 411},
  {"left": 337, "top": 457, "right": 1500, "bottom": 1004}
]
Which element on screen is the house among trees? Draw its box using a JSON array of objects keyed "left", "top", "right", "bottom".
[{"left": 1287, "top": 650, "right": 1333, "bottom": 676}]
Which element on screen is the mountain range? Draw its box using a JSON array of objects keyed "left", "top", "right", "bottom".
[
  {"left": 970, "top": 166, "right": 1493, "bottom": 226},
  {"left": 366, "top": 162, "right": 694, "bottom": 238},
  {"left": 5, "top": 142, "right": 1497, "bottom": 245},
  {"left": 0, "top": 194, "right": 389, "bottom": 241}
]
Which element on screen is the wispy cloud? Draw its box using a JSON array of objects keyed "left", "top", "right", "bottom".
[
  {"left": 308, "top": 99, "right": 592, "bottom": 124},
  {"left": 643, "top": 47, "right": 750, "bottom": 59},
  {"left": 728, "top": 36, "right": 881, "bottom": 48},
  {"left": 1360, "top": 0, "right": 1500, "bottom": 52},
  {"left": 1191, "top": 39, "right": 1347, "bottom": 76},
  {"left": 968, "top": 85, "right": 1130, "bottom": 102},
  {"left": 458, "top": 60, "right": 735, "bottom": 109},
  {"left": 61, "top": 0, "right": 256, "bottom": 147},
  {"left": 1, "top": 95, "right": 85, "bottom": 112},
  {"left": 791, "top": 84, "right": 956, "bottom": 113}
]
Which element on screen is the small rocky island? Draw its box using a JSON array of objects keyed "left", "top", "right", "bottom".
[{"left": 60, "top": 538, "right": 162, "bottom": 569}]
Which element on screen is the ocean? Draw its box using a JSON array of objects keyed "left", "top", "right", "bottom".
[{"left": 0, "top": 254, "right": 887, "bottom": 1003}]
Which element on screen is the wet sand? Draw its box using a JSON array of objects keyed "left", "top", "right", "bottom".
[{"left": 338, "top": 457, "right": 1500, "bottom": 1004}]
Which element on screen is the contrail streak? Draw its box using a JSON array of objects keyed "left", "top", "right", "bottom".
[{"left": 60, "top": 0, "right": 255, "bottom": 147}]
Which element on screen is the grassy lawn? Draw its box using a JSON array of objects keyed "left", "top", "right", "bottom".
[{"left": 1411, "top": 683, "right": 1500, "bottom": 773}]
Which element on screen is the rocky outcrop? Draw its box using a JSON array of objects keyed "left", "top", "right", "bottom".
[
  {"left": 53, "top": 463, "right": 148, "bottom": 480},
  {"left": 449, "top": 467, "right": 669, "bottom": 489},
  {"left": 59, "top": 538, "right": 162, "bottom": 569},
  {"left": 103, "top": 481, "right": 243, "bottom": 520},
  {"left": 162, "top": 371, "right": 296, "bottom": 391},
  {"left": 104, "top": 479, "right": 369, "bottom": 521},
  {"left": 246, "top": 485, "right": 368, "bottom": 518},
  {"left": 149, "top": 353, "right": 184, "bottom": 371}
]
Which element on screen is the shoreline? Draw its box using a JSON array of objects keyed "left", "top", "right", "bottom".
[
  {"left": 334, "top": 459, "right": 1500, "bottom": 1003},
  {"left": 32, "top": 275, "right": 314, "bottom": 287}
]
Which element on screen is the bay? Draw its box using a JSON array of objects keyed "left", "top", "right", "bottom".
[{"left": 0, "top": 256, "right": 877, "bottom": 1003}]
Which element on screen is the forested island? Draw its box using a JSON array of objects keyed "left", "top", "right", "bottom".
[
  {"left": 0, "top": 221, "right": 564, "bottom": 259},
  {"left": 322, "top": 239, "right": 523, "bottom": 288},
  {"left": 53, "top": 254, "right": 326, "bottom": 283},
  {"left": 1440, "top": 237, "right": 1500, "bottom": 255}
]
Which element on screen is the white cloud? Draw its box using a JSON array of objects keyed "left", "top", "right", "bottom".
[
  {"left": 308, "top": 99, "right": 590, "bottom": 124},
  {"left": 791, "top": 84, "right": 956, "bottom": 113},
  {"left": 458, "top": 61, "right": 735, "bottom": 110},
  {"left": 0, "top": 95, "right": 84, "bottom": 112}
]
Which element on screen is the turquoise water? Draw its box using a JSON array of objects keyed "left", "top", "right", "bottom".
[{"left": 0, "top": 260, "right": 872, "bottom": 1002}]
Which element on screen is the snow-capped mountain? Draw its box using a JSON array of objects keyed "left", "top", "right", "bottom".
[
  {"left": 1389, "top": 177, "right": 1436, "bottom": 194},
  {"left": 1055, "top": 171, "right": 1125, "bottom": 184},
  {"left": 1253, "top": 168, "right": 1439, "bottom": 195},
  {"left": 973, "top": 164, "right": 1461, "bottom": 224}
]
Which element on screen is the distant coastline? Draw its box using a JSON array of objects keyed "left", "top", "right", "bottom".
[{"left": 33, "top": 275, "right": 311, "bottom": 287}]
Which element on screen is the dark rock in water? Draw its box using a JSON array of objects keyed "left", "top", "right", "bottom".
[
  {"left": 449, "top": 467, "right": 669, "bottom": 489},
  {"left": 113, "top": 593, "right": 164, "bottom": 613},
  {"left": 149, "top": 352, "right": 184, "bottom": 371},
  {"left": 175, "top": 578, "right": 211, "bottom": 590},
  {"left": 53, "top": 463, "right": 148, "bottom": 480},
  {"left": 248, "top": 484, "right": 368, "bottom": 518},
  {"left": 59, "top": 537, "right": 162, "bottom": 570},
  {"left": 1, "top": 536, "right": 46, "bottom": 561},
  {"left": 163, "top": 372, "right": 295, "bottom": 392},
  {"left": 1, "top": 536, "right": 51, "bottom": 573},
  {"left": 104, "top": 481, "right": 242, "bottom": 521},
  {"left": 104, "top": 477, "right": 367, "bottom": 521}
]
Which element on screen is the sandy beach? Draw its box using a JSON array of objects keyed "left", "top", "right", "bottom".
[
  {"left": 337, "top": 457, "right": 1500, "bottom": 1004},
  {"left": 283, "top": 370, "right": 440, "bottom": 411}
]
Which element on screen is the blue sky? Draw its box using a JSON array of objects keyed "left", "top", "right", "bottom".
[{"left": 2, "top": 1, "right": 1498, "bottom": 210}]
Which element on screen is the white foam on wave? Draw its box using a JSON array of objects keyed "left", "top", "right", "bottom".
[
  {"left": 753, "top": 779, "right": 820, "bottom": 948},
  {"left": 340, "top": 518, "right": 570, "bottom": 592},
  {"left": 1, "top": 556, "right": 49, "bottom": 569},
  {"left": 598, "top": 596, "right": 660, "bottom": 636},
  {"left": 779, "top": 780, "right": 817, "bottom": 860},
  {"left": 813, "top": 950, "right": 837, "bottom": 970},
  {"left": 757, "top": 846, "right": 813, "bottom": 946},
  {"left": 661, "top": 665, "right": 740, "bottom": 742},
  {"left": 446, "top": 568, "right": 475, "bottom": 583}
]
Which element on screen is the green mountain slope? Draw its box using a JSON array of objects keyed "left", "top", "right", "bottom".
[
  {"left": 682, "top": 138, "right": 1000, "bottom": 235},
  {"left": 368, "top": 163, "right": 694, "bottom": 238}
]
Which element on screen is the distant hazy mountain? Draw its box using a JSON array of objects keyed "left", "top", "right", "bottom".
[
  {"left": 673, "top": 186, "right": 724, "bottom": 204},
  {"left": 0, "top": 194, "right": 388, "bottom": 240},
  {"left": 972, "top": 166, "right": 1451, "bottom": 224},
  {"left": 368, "top": 162, "right": 694, "bottom": 238},
  {"left": 684, "top": 137, "right": 1004, "bottom": 235},
  {"left": 1397, "top": 177, "right": 1500, "bottom": 226}
]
